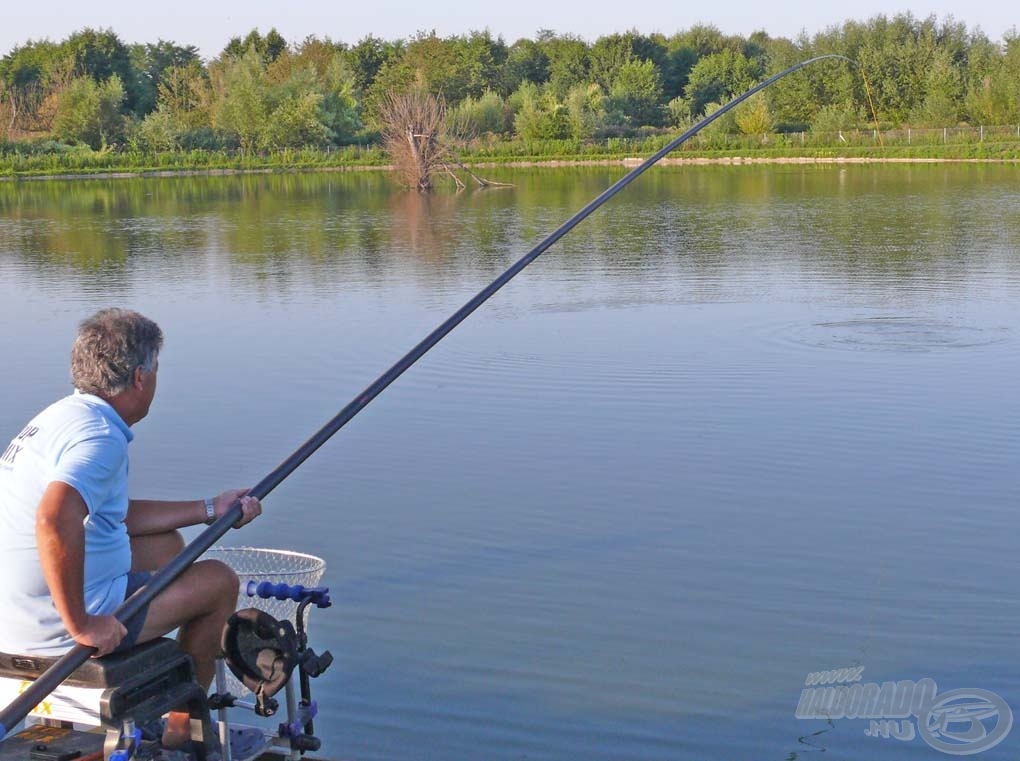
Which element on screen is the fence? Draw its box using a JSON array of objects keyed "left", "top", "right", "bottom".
[
  {"left": 455, "top": 123, "right": 1020, "bottom": 162},
  {"left": 638, "top": 123, "right": 1020, "bottom": 153}
]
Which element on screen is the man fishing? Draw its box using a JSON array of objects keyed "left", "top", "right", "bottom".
[{"left": 0, "top": 308, "right": 261, "bottom": 743}]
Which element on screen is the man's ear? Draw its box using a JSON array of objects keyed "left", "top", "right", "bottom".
[{"left": 133, "top": 366, "right": 145, "bottom": 390}]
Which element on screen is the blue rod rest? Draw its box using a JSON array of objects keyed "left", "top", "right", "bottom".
[{"left": 245, "top": 581, "right": 331, "bottom": 608}]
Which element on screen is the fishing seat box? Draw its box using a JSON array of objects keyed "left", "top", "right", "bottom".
[{"left": 0, "top": 638, "right": 212, "bottom": 746}]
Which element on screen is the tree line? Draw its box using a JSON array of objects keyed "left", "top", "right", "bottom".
[{"left": 1, "top": 16, "right": 1019, "bottom": 154}]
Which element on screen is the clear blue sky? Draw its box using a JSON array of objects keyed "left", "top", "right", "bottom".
[{"left": 2, "top": 0, "right": 1016, "bottom": 59}]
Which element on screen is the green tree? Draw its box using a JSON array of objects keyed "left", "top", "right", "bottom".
[
  {"left": 453, "top": 31, "right": 508, "bottom": 98},
  {"left": 844, "top": 13, "right": 966, "bottom": 124},
  {"left": 664, "top": 96, "right": 691, "bottom": 128},
  {"left": 700, "top": 100, "right": 737, "bottom": 138},
  {"left": 156, "top": 62, "right": 211, "bottom": 129},
  {"left": 670, "top": 24, "right": 730, "bottom": 58},
  {"left": 910, "top": 47, "right": 963, "bottom": 125},
  {"left": 61, "top": 28, "right": 141, "bottom": 113},
  {"left": 211, "top": 48, "right": 271, "bottom": 152},
  {"left": 369, "top": 32, "right": 470, "bottom": 107},
  {"left": 589, "top": 32, "right": 666, "bottom": 91},
  {"left": 449, "top": 90, "right": 508, "bottom": 135},
  {"left": 317, "top": 53, "right": 362, "bottom": 143},
  {"left": 52, "top": 74, "right": 126, "bottom": 148},
  {"left": 345, "top": 35, "right": 399, "bottom": 95},
  {"left": 0, "top": 39, "right": 66, "bottom": 90},
  {"left": 564, "top": 83, "right": 606, "bottom": 138},
  {"left": 211, "top": 46, "right": 357, "bottom": 151},
  {"left": 661, "top": 40, "right": 699, "bottom": 100},
  {"left": 607, "top": 59, "right": 663, "bottom": 127},
  {"left": 222, "top": 29, "right": 288, "bottom": 64},
  {"left": 133, "top": 106, "right": 182, "bottom": 151},
  {"left": 589, "top": 34, "right": 634, "bottom": 90},
  {"left": 263, "top": 89, "right": 329, "bottom": 148},
  {"left": 511, "top": 81, "right": 570, "bottom": 139},
  {"left": 964, "top": 33, "right": 1020, "bottom": 124},
  {"left": 734, "top": 92, "right": 773, "bottom": 135},
  {"left": 130, "top": 39, "right": 201, "bottom": 115},
  {"left": 962, "top": 33, "right": 999, "bottom": 123},
  {"left": 290, "top": 36, "right": 347, "bottom": 76},
  {"left": 540, "top": 34, "right": 590, "bottom": 98},
  {"left": 759, "top": 35, "right": 815, "bottom": 126},
  {"left": 0, "top": 40, "right": 70, "bottom": 132},
  {"left": 501, "top": 38, "right": 549, "bottom": 93},
  {"left": 810, "top": 103, "right": 865, "bottom": 134},
  {"left": 684, "top": 48, "right": 761, "bottom": 115}
]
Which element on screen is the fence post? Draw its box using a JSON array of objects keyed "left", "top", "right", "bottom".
[
  {"left": 980, "top": 125, "right": 984, "bottom": 141},
  {"left": 944, "top": 127, "right": 947, "bottom": 144},
  {"left": 907, "top": 128, "right": 911, "bottom": 145}
]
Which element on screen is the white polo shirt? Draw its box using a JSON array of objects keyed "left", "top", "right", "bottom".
[{"left": 0, "top": 392, "right": 133, "bottom": 655}]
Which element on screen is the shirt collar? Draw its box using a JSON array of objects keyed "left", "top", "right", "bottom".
[{"left": 72, "top": 390, "right": 135, "bottom": 443}]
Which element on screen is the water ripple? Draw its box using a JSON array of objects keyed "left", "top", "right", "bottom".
[{"left": 779, "top": 316, "right": 1009, "bottom": 353}]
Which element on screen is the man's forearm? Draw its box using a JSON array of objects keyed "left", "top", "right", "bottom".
[{"left": 126, "top": 498, "right": 206, "bottom": 535}]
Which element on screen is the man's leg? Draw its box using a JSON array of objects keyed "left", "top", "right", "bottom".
[
  {"left": 133, "top": 558, "right": 239, "bottom": 687},
  {"left": 126, "top": 535, "right": 238, "bottom": 747}
]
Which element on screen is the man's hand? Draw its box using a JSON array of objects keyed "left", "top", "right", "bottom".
[
  {"left": 213, "top": 488, "right": 263, "bottom": 528},
  {"left": 72, "top": 614, "right": 127, "bottom": 657}
]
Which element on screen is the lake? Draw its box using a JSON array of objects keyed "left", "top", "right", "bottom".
[{"left": 1, "top": 164, "right": 1018, "bottom": 760}]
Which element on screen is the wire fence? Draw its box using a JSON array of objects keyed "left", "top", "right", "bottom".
[
  {"left": 667, "top": 123, "right": 1020, "bottom": 152},
  {"left": 456, "top": 123, "right": 1020, "bottom": 161}
]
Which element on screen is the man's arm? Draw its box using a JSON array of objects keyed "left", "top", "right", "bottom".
[
  {"left": 36, "top": 481, "right": 126, "bottom": 656},
  {"left": 125, "top": 498, "right": 208, "bottom": 535},
  {"left": 126, "top": 489, "right": 262, "bottom": 536}
]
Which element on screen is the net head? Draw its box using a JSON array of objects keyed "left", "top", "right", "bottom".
[{"left": 205, "top": 547, "right": 326, "bottom": 697}]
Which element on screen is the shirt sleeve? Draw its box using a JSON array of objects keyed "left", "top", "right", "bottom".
[{"left": 51, "top": 435, "right": 125, "bottom": 516}]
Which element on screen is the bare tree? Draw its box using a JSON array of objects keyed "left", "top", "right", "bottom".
[
  {"left": 379, "top": 89, "right": 450, "bottom": 190},
  {"left": 0, "top": 79, "right": 44, "bottom": 139},
  {"left": 0, "top": 85, "right": 17, "bottom": 140},
  {"left": 379, "top": 89, "right": 509, "bottom": 191}
]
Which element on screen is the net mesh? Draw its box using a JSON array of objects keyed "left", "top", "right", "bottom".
[{"left": 204, "top": 546, "right": 326, "bottom": 697}]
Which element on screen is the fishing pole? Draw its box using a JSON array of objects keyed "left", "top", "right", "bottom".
[{"left": 0, "top": 53, "right": 852, "bottom": 739}]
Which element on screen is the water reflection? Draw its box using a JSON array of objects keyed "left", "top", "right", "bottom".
[{"left": 3, "top": 166, "right": 1019, "bottom": 292}]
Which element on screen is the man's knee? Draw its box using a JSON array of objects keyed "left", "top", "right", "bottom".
[{"left": 197, "top": 559, "right": 239, "bottom": 607}]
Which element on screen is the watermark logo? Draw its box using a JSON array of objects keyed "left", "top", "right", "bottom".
[{"left": 796, "top": 668, "right": 1011, "bottom": 755}]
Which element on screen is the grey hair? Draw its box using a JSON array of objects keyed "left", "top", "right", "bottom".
[{"left": 70, "top": 309, "right": 163, "bottom": 396}]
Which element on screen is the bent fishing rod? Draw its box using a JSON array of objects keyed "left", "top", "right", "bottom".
[{"left": 0, "top": 53, "right": 852, "bottom": 738}]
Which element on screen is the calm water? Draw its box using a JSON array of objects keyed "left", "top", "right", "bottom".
[{"left": 1, "top": 165, "right": 1019, "bottom": 760}]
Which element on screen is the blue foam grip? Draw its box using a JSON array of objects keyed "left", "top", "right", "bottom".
[{"left": 245, "top": 581, "right": 331, "bottom": 608}]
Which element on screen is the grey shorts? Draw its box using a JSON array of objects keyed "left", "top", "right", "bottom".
[{"left": 112, "top": 571, "right": 153, "bottom": 654}]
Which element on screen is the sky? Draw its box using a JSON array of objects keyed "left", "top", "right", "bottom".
[{"left": 2, "top": 0, "right": 1016, "bottom": 60}]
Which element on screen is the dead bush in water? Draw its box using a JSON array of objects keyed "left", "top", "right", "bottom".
[
  {"left": 379, "top": 89, "right": 446, "bottom": 190},
  {"left": 379, "top": 89, "right": 504, "bottom": 191}
]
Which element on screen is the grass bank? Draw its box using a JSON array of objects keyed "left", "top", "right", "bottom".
[{"left": 3, "top": 132, "right": 1020, "bottom": 180}]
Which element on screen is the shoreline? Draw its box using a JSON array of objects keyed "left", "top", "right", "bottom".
[{"left": 3, "top": 154, "right": 1019, "bottom": 182}]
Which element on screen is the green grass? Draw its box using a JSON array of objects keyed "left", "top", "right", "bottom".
[
  {"left": 2, "top": 134, "right": 1018, "bottom": 179},
  {"left": 0, "top": 144, "right": 388, "bottom": 177}
]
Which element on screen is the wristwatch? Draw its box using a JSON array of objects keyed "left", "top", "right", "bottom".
[{"left": 204, "top": 497, "right": 216, "bottom": 525}]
